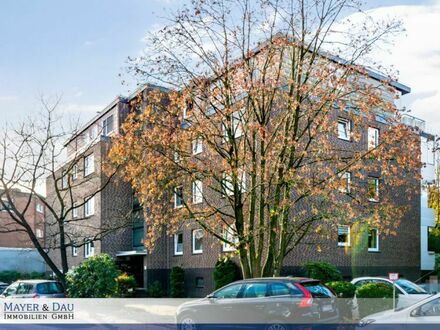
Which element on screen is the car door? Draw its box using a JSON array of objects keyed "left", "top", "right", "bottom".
[
  {"left": 407, "top": 297, "right": 440, "bottom": 325},
  {"left": 208, "top": 283, "right": 244, "bottom": 324},
  {"left": 3, "top": 283, "right": 18, "bottom": 298},
  {"left": 238, "top": 282, "right": 269, "bottom": 324}
]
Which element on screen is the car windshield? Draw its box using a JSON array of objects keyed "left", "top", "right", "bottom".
[
  {"left": 396, "top": 279, "right": 427, "bottom": 294},
  {"left": 301, "top": 282, "right": 334, "bottom": 298}
]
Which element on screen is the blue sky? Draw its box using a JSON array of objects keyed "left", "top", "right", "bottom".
[{"left": 1, "top": 0, "right": 439, "bottom": 130}]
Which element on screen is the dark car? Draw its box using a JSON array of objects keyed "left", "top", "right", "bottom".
[
  {"left": 176, "top": 277, "right": 338, "bottom": 330},
  {"left": 0, "top": 280, "right": 66, "bottom": 298}
]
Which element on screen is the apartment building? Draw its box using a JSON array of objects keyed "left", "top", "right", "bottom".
[
  {"left": 400, "top": 114, "right": 437, "bottom": 274},
  {"left": 0, "top": 190, "right": 46, "bottom": 273}
]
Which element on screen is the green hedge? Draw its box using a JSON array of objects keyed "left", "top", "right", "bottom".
[
  {"left": 170, "top": 266, "right": 185, "bottom": 298},
  {"left": 115, "top": 273, "right": 137, "bottom": 297},
  {"left": 303, "top": 262, "right": 342, "bottom": 283},
  {"left": 356, "top": 282, "right": 396, "bottom": 318},
  {"left": 0, "top": 271, "right": 46, "bottom": 283},
  {"left": 66, "top": 254, "right": 120, "bottom": 298},
  {"left": 213, "top": 258, "right": 240, "bottom": 289},
  {"left": 326, "top": 281, "right": 356, "bottom": 298}
]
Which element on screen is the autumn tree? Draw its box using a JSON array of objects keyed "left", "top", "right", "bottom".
[
  {"left": 0, "top": 99, "right": 131, "bottom": 287},
  {"left": 110, "top": 0, "right": 420, "bottom": 277}
]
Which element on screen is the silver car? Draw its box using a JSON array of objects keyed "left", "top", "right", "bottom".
[{"left": 0, "top": 280, "right": 66, "bottom": 298}]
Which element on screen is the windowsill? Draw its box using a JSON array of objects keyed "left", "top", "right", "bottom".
[
  {"left": 192, "top": 251, "right": 203, "bottom": 255},
  {"left": 84, "top": 172, "right": 94, "bottom": 178},
  {"left": 368, "top": 199, "right": 379, "bottom": 203},
  {"left": 222, "top": 249, "right": 236, "bottom": 253},
  {"left": 192, "top": 201, "right": 202, "bottom": 205},
  {"left": 173, "top": 253, "right": 183, "bottom": 256},
  {"left": 338, "top": 137, "right": 351, "bottom": 142},
  {"left": 337, "top": 244, "right": 350, "bottom": 247},
  {"left": 174, "top": 205, "right": 184, "bottom": 209},
  {"left": 368, "top": 249, "right": 380, "bottom": 253}
]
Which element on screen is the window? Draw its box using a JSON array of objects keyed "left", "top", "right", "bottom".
[
  {"left": 62, "top": 170, "right": 68, "bottom": 188},
  {"left": 416, "top": 298, "right": 440, "bottom": 317},
  {"left": 102, "top": 115, "right": 114, "bottom": 136},
  {"left": 337, "top": 118, "right": 351, "bottom": 140},
  {"left": 192, "top": 180, "right": 203, "bottom": 204},
  {"left": 72, "top": 164, "right": 78, "bottom": 181},
  {"left": 89, "top": 125, "right": 98, "bottom": 141},
  {"left": 337, "top": 225, "right": 350, "bottom": 247},
  {"left": 183, "top": 100, "right": 193, "bottom": 119},
  {"left": 269, "top": 283, "right": 291, "bottom": 297},
  {"left": 36, "top": 203, "right": 44, "bottom": 213},
  {"left": 214, "top": 283, "right": 243, "bottom": 299},
  {"left": 242, "top": 283, "right": 267, "bottom": 298},
  {"left": 84, "top": 241, "right": 95, "bottom": 258},
  {"left": 192, "top": 138, "right": 203, "bottom": 155},
  {"left": 72, "top": 246, "right": 78, "bottom": 257},
  {"left": 36, "top": 229, "right": 43, "bottom": 238},
  {"left": 368, "top": 228, "right": 379, "bottom": 252},
  {"left": 222, "top": 173, "right": 234, "bottom": 196},
  {"left": 368, "top": 127, "right": 379, "bottom": 150},
  {"left": 174, "top": 151, "right": 181, "bottom": 163},
  {"left": 174, "top": 186, "right": 183, "bottom": 208},
  {"left": 195, "top": 277, "right": 205, "bottom": 288},
  {"left": 84, "top": 154, "right": 94, "bottom": 177},
  {"left": 339, "top": 172, "right": 351, "bottom": 193},
  {"left": 222, "top": 226, "right": 238, "bottom": 252},
  {"left": 72, "top": 202, "right": 78, "bottom": 218},
  {"left": 84, "top": 196, "right": 95, "bottom": 217},
  {"left": 232, "top": 111, "right": 243, "bottom": 138},
  {"left": 367, "top": 177, "right": 379, "bottom": 202},
  {"left": 174, "top": 233, "right": 183, "bottom": 255},
  {"left": 192, "top": 229, "right": 204, "bottom": 254}
]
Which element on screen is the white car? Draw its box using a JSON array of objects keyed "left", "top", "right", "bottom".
[
  {"left": 351, "top": 277, "right": 431, "bottom": 308},
  {"left": 358, "top": 293, "right": 440, "bottom": 326}
]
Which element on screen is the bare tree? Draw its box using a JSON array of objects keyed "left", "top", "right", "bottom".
[{"left": 0, "top": 98, "right": 132, "bottom": 286}]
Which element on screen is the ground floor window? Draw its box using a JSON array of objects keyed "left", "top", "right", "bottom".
[
  {"left": 174, "top": 232, "right": 183, "bottom": 255},
  {"left": 368, "top": 228, "right": 379, "bottom": 252},
  {"left": 84, "top": 240, "right": 95, "bottom": 258},
  {"left": 195, "top": 277, "right": 204, "bottom": 288},
  {"left": 337, "top": 225, "right": 350, "bottom": 247},
  {"left": 192, "top": 229, "right": 204, "bottom": 254}
]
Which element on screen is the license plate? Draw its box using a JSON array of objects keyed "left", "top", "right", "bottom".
[{"left": 322, "top": 304, "right": 333, "bottom": 312}]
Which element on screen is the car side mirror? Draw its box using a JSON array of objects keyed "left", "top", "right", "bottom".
[{"left": 206, "top": 294, "right": 215, "bottom": 299}]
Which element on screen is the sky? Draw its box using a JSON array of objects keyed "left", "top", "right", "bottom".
[{"left": 1, "top": 0, "right": 440, "bottom": 132}]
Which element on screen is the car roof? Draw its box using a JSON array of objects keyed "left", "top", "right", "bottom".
[
  {"left": 234, "top": 277, "right": 320, "bottom": 283},
  {"left": 351, "top": 277, "right": 390, "bottom": 281},
  {"left": 14, "top": 280, "right": 60, "bottom": 284}
]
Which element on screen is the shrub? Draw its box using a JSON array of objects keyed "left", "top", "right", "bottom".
[
  {"left": 115, "top": 273, "right": 137, "bottom": 297},
  {"left": 213, "top": 258, "right": 240, "bottom": 289},
  {"left": 170, "top": 267, "right": 185, "bottom": 297},
  {"left": 66, "top": 254, "right": 120, "bottom": 298},
  {"left": 148, "top": 280, "right": 163, "bottom": 297},
  {"left": 303, "top": 262, "right": 342, "bottom": 283},
  {"left": 326, "top": 281, "right": 356, "bottom": 298},
  {"left": 356, "top": 282, "right": 396, "bottom": 318},
  {"left": 0, "top": 271, "right": 46, "bottom": 283}
]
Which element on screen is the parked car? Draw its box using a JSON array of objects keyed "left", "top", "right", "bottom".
[
  {"left": 176, "top": 277, "right": 339, "bottom": 330},
  {"left": 351, "top": 277, "right": 430, "bottom": 308},
  {"left": 358, "top": 293, "right": 440, "bottom": 327},
  {"left": 0, "top": 282, "right": 8, "bottom": 294},
  {"left": 0, "top": 280, "right": 66, "bottom": 298}
]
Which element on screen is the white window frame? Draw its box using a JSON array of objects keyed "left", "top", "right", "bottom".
[
  {"left": 84, "top": 154, "right": 95, "bottom": 177},
  {"left": 36, "top": 228, "right": 43, "bottom": 238},
  {"left": 192, "top": 180, "right": 203, "bottom": 204},
  {"left": 368, "top": 127, "right": 379, "bottom": 150},
  {"left": 72, "top": 202, "right": 78, "bottom": 218},
  {"left": 192, "top": 138, "right": 203, "bottom": 155},
  {"left": 62, "top": 170, "right": 68, "bottom": 189},
  {"left": 72, "top": 246, "right": 78, "bottom": 257},
  {"left": 84, "top": 196, "right": 95, "bottom": 217},
  {"left": 84, "top": 241, "right": 95, "bottom": 258},
  {"left": 72, "top": 164, "right": 78, "bottom": 181},
  {"left": 339, "top": 172, "right": 351, "bottom": 193},
  {"left": 192, "top": 229, "right": 204, "bottom": 254},
  {"left": 368, "top": 228, "right": 380, "bottom": 252},
  {"left": 222, "top": 173, "right": 234, "bottom": 197},
  {"left": 337, "top": 118, "right": 351, "bottom": 141},
  {"left": 102, "top": 115, "right": 114, "bottom": 136},
  {"left": 36, "top": 203, "right": 44, "bottom": 213},
  {"left": 174, "top": 186, "right": 184, "bottom": 209},
  {"left": 222, "top": 226, "right": 238, "bottom": 252},
  {"left": 174, "top": 233, "right": 183, "bottom": 255},
  {"left": 368, "top": 177, "right": 380, "bottom": 202},
  {"left": 337, "top": 225, "right": 350, "bottom": 247}
]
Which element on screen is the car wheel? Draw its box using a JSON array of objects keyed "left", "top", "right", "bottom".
[
  {"left": 178, "top": 314, "right": 198, "bottom": 330},
  {"left": 265, "top": 321, "right": 289, "bottom": 330}
]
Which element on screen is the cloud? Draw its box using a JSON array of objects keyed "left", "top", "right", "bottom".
[
  {"left": 342, "top": 2, "right": 440, "bottom": 134},
  {"left": 0, "top": 95, "right": 17, "bottom": 102}
]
